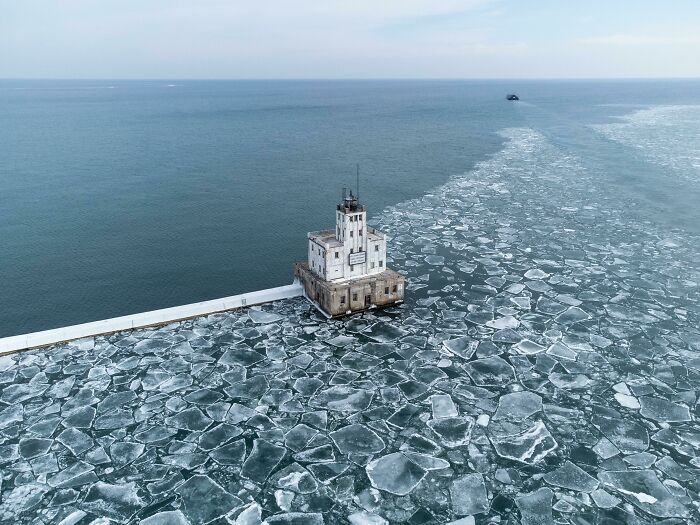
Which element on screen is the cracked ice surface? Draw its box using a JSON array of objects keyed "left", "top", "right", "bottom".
[{"left": 1, "top": 128, "right": 700, "bottom": 524}]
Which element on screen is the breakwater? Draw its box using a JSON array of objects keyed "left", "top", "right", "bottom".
[{"left": 0, "top": 282, "right": 303, "bottom": 355}]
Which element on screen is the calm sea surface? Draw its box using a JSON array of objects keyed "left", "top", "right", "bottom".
[{"left": 2, "top": 79, "right": 699, "bottom": 336}]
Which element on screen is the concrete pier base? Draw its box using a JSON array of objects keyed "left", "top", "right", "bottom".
[
  {"left": 294, "top": 262, "right": 404, "bottom": 318},
  {"left": 0, "top": 283, "right": 303, "bottom": 355}
]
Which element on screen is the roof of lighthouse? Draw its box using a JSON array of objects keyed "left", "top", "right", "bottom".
[
  {"left": 337, "top": 189, "right": 364, "bottom": 213},
  {"left": 308, "top": 229, "right": 342, "bottom": 248}
]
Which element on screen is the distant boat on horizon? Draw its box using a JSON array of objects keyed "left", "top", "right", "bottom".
[{"left": 506, "top": 94, "right": 519, "bottom": 101}]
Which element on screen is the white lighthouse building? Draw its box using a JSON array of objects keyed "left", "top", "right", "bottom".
[
  {"left": 308, "top": 189, "right": 387, "bottom": 281},
  {"left": 295, "top": 189, "right": 405, "bottom": 317}
]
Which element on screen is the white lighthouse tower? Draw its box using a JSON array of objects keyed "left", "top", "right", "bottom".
[
  {"left": 307, "top": 189, "right": 387, "bottom": 282},
  {"left": 295, "top": 188, "right": 405, "bottom": 317}
]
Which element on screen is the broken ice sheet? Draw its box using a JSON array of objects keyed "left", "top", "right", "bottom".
[
  {"left": 241, "top": 439, "right": 286, "bottom": 483},
  {"left": 330, "top": 424, "right": 385, "bottom": 454},
  {"left": 57, "top": 428, "right": 94, "bottom": 456},
  {"left": 165, "top": 407, "right": 212, "bottom": 431},
  {"left": 546, "top": 341, "right": 577, "bottom": 360},
  {"left": 638, "top": 396, "right": 691, "bottom": 422},
  {"left": 93, "top": 408, "right": 134, "bottom": 430},
  {"left": 442, "top": 336, "right": 477, "bottom": 359},
  {"left": 265, "top": 513, "right": 324, "bottom": 525},
  {"left": 430, "top": 394, "right": 458, "bottom": 418},
  {"left": 425, "top": 254, "right": 445, "bottom": 265},
  {"left": 554, "top": 306, "right": 590, "bottom": 325},
  {"left": 310, "top": 385, "right": 373, "bottom": 412},
  {"left": 535, "top": 297, "right": 568, "bottom": 315},
  {"left": 339, "top": 352, "right": 382, "bottom": 372},
  {"left": 516, "top": 488, "right": 554, "bottom": 525},
  {"left": 489, "top": 420, "right": 558, "bottom": 465},
  {"left": 175, "top": 475, "right": 242, "bottom": 525},
  {"left": 80, "top": 482, "right": 145, "bottom": 522},
  {"left": 219, "top": 345, "right": 265, "bottom": 367},
  {"left": 0, "top": 483, "right": 49, "bottom": 521},
  {"left": 543, "top": 460, "right": 598, "bottom": 492},
  {"left": 591, "top": 488, "right": 621, "bottom": 509},
  {"left": 270, "top": 463, "right": 318, "bottom": 494},
  {"left": 524, "top": 268, "right": 549, "bottom": 280},
  {"left": 110, "top": 442, "right": 145, "bottom": 468},
  {"left": 513, "top": 339, "right": 546, "bottom": 355},
  {"left": 492, "top": 391, "right": 542, "bottom": 421},
  {"left": 464, "top": 356, "right": 515, "bottom": 386},
  {"left": 592, "top": 409, "right": 649, "bottom": 454},
  {"left": 18, "top": 437, "right": 52, "bottom": 459},
  {"left": 362, "top": 322, "right": 408, "bottom": 342},
  {"left": 366, "top": 452, "right": 428, "bottom": 496},
  {"left": 210, "top": 439, "right": 246, "bottom": 465},
  {"left": 3, "top": 126, "right": 700, "bottom": 524},
  {"left": 548, "top": 372, "right": 591, "bottom": 389},
  {"left": 140, "top": 511, "right": 190, "bottom": 525},
  {"left": 427, "top": 416, "right": 474, "bottom": 448},
  {"left": 450, "top": 473, "right": 489, "bottom": 516},
  {"left": 248, "top": 308, "right": 283, "bottom": 324},
  {"left": 486, "top": 315, "right": 520, "bottom": 330},
  {"left": 598, "top": 470, "right": 689, "bottom": 518}
]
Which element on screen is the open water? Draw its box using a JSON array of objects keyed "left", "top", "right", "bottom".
[
  {"left": 1, "top": 79, "right": 700, "bottom": 523},
  {"left": 1, "top": 79, "right": 699, "bottom": 336}
]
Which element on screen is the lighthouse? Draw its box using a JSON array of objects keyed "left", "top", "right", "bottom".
[{"left": 294, "top": 189, "right": 405, "bottom": 317}]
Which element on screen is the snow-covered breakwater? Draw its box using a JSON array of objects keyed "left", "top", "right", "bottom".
[{"left": 0, "top": 283, "right": 303, "bottom": 355}]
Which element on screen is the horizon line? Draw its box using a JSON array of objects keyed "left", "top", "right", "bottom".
[{"left": 2, "top": 76, "right": 700, "bottom": 82}]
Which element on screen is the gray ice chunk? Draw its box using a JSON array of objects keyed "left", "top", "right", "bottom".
[
  {"left": 81, "top": 482, "right": 145, "bottom": 522},
  {"left": 241, "top": 439, "right": 286, "bottom": 483},
  {"left": 493, "top": 391, "right": 542, "bottom": 421},
  {"left": 543, "top": 460, "right": 598, "bottom": 492},
  {"left": 430, "top": 394, "right": 458, "bottom": 419},
  {"left": 450, "top": 473, "right": 489, "bottom": 516},
  {"left": 490, "top": 420, "right": 558, "bottom": 465},
  {"left": 639, "top": 397, "right": 691, "bottom": 422},
  {"left": 427, "top": 417, "right": 474, "bottom": 448},
  {"left": 516, "top": 488, "right": 554, "bottom": 525},
  {"left": 310, "top": 386, "right": 373, "bottom": 412},
  {"left": 330, "top": 424, "right": 385, "bottom": 455},
  {"left": 598, "top": 470, "right": 688, "bottom": 518},
  {"left": 175, "top": 474, "right": 242, "bottom": 525},
  {"left": 366, "top": 452, "right": 427, "bottom": 496}
]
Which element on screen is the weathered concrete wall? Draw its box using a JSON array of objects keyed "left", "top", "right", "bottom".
[
  {"left": 0, "top": 283, "right": 303, "bottom": 355},
  {"left": 294, "top": 262, "right": 404, "bottom": 318}
]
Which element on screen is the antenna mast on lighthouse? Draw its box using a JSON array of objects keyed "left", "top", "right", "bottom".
[{"left": 356, "top": 163, "right": 360, "bottom": 202}]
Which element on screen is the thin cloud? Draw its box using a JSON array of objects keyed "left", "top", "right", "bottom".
[
  {"left": 2, "top": 1, "right": 700, "bottom": 78},
  {"left": 577, "top": 34, "right": 700, "bottom": 46}
]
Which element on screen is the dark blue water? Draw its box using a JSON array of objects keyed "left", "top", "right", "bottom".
[{"left": 2, "top": 79, "right": 700, "bottom": 336}]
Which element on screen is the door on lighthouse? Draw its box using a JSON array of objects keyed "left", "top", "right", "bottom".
[{"left": 364, "top": 295, "right": 371, "bottom": 307}]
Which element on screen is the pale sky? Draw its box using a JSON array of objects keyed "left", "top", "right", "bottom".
[{"left": 2, "top": 0, "right": 699, "bottom": 79}]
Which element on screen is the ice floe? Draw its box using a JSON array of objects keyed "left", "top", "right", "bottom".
[{"left": 1, "top": 126, "right": 699, "bottom": 523}]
